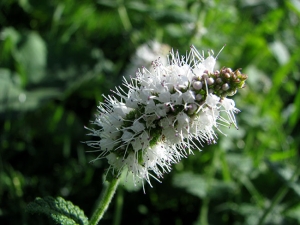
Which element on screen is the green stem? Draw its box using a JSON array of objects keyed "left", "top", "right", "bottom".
[
  {"left": 89, "top": 177, "right": 120, "bottom": 225},
  {"left": 117, "top": 1, "right": 137, "bottom": 45},
  {"left": 239, "top": 174, "right": 264, "bottom": 208},
  {"left": 257, "top": 162, "right": 300, "bottom": 225},
  {"left": 112, "top": 186, "right": 124, "bottom": 225},
  {"left": 118, "top": 5, "right": 132, "bottom": 32},
  {"left": 195, "top": 148, "right": 219, "bottom": 225},
  {"left": 199, "top": 197, "right": 209, "bottom": 225},
  {"left": 190, "top": 0, "right": 207, "bottom": 44}
]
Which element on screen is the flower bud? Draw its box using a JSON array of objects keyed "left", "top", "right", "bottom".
[
  {"left": 222, "top": 83, "right": 230, "bottom": 91},
  {"left": 192, "top": 81, "right": 203, "bottom": 90},
  {"left": 207, "top": 77, "right": 214, "bottom": 85}
]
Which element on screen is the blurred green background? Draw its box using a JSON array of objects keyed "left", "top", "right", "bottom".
[{"left": 1, "top": 0, "right": 300, "bottom": 224}]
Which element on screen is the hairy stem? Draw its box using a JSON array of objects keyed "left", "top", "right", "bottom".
[{"left": 89, "top": 177, "right": 120, "bottom": 225}]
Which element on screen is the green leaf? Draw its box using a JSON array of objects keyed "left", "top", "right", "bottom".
[
  {"left": 126, "top": 1, "right": 149, "bottom": 12},
  {"left": 173, "top": 172, "right": 207, "bottom": 198},
  {"left": 97, "top": 0, "right": 118, "bottom": 8},
  {"left": 285, "top": 203, "right": 300, "bottom": 223},
  {"left": 266, "top": 160, "right": 300, "bottom": 198},
  {"left": 238, "top": 203, "right": 284, "bottom": 225},
  {"left": 0, "top": 69, "right": 61, "bottom": 112},
  {"left": 289, "top": 88, "right": 300, "bottom": 129},
  {"left": 226, "top": 153, "right": 253, "bottom": 175},
  {"left": 26, "top": 196, "right": 88, "bottom": 225},
  {"left": 150, "top": 9, "right": 195, "bottom": 23},
  {"left": 0, "top": 27, "right": 21, "bottom": 59},
  {"left": 269, "top": 41, "right": 290, "bottom": 65},
  {"left": 18, "top": 31, "right": 47, "bottom": 85},
  {"left": 266, "top": 160, "right": 294, "bottom": 181},
  {"left": 173, "top": 171, "right": 237, "bottom": 199}
]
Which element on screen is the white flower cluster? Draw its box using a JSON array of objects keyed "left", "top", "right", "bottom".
[{"left": 86, "top": 46, "right": 246, "bottom": 187}]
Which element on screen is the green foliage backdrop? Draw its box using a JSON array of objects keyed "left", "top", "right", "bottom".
[{"left": 1, "top": 0, "right": 300, "bottom": 224}]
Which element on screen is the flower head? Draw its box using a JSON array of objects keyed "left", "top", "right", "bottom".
[{"left": 86, "top": 45, "right": 247, "bottom": 188}]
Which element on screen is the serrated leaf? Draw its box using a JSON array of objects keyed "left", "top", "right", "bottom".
[{"left": 26, "top": 196, "right": 88, "bottom": 225}]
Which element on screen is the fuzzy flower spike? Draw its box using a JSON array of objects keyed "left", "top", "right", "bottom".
[{"left": 86, "top": 45, "right": 247, "bottom": 188}]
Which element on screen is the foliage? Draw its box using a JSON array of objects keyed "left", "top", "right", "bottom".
[
  {"left": 0, "top": 0, "right": 300, "bottom": 224},
  {"left": 26, "top": 196, "right": 88, "bottom": 225}
]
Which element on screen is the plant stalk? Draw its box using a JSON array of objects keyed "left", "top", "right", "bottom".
[{"left": 89, "top": 177, "right": 120, "bottom": 225}]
